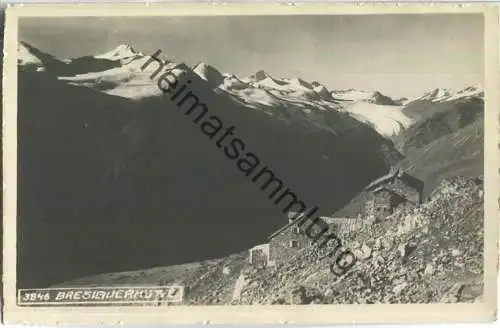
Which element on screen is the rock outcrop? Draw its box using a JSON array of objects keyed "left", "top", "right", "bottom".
[{"left": 237, "top": 176, "right": 483, "bottom": 304}]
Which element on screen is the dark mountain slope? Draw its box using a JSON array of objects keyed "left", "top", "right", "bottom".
[
  {"left": 335, "top": 97, "right": 483, "bottom": 217},
  {"left": 396, "top": 96, "right": 483, "bottom": 195},
  {"left": 400, "top": 118, "right": 483, "bottom": 196},
  {"left": 63, "top": 55, "right": 123, "bottom": 75},
  {"left": 402, "top": 96, "right": 483, "bottom": 122},
  {"left": 393, "top": 97, "right": 483, "bottom": 154},
  {"left": 20, "top": 41, "right": 123, "bottom": 76},
  {"left": 19, "top": 41, "right": 68, "bottom": 72},
  {"left": 368, "top": 91, "right": 399, "bottom": 106},
  {"left": 18, "top": 68, "right": 396, "bottom": 288}
]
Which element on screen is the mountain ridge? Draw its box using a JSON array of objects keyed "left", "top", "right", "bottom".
[{"left": 18, "top": 41, "right": 483, "bottom": 138}]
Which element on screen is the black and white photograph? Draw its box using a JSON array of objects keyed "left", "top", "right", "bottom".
[{"left": 2, "top": 3, "right": 498, "bottom": 325}]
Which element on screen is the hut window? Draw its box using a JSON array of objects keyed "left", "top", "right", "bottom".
[{"left": 289, "top": 240, "right": 298, "bottom": 248}]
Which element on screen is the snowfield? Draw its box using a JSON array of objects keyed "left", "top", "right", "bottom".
[{"left": 343, "top": 102, "right": 412, "bottom": 137}]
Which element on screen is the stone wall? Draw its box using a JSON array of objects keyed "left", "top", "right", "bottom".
[
  {"left": 362, "top": 174, "right": 423, "bottom": 222},
  {"left": 368, "top": 190, "right": 393, "bottom": 221},
  {"left": 249, "top": 243, "right": 272, "bottom": 268},
  {"left": 385, "top": 178, "right": 422, "bottom": 205},
  {"left": 269, "top": 225, "right": 311, "bottom": 265}
]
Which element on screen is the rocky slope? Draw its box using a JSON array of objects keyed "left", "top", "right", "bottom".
[
  {"left": 395, "top": 91, "right": 484, "bottom": 195},
  {"left": 400, "top": 117, "right": 483, "bottom": 196},
  {"left": 57, "top": 176, "right": 483, "bottom": 305},
  {"left": 394, "top": 96, "right": 483, "bottom": 154},
  {"left": 237, "top": 176, "right": 483, "bottom": 305}
]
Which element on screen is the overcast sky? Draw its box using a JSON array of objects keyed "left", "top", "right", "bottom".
[{"left": 20, "top": 14, "right": 484, "bottom": 98}]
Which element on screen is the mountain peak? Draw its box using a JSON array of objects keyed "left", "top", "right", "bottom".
[
  {"left": 192, "top": 62, "right": 224, "bottom": 85},
  {"left": 248, "top": 70, "right": 270, "bottom": 82},
  {"left": 368, "top": 91, "right": 399, "bottom": 106},
  {"left": 95, "top": 44, "right": 138, "bottom": 60},
  {"left": 289, "top": 77, "right": 313, "bottom": 90},
  {"left": 425, "top": 88, "right": 452, "bottom": 99},
  {"left": 193, "top": 62, "right": 213, "bottom": 71},
  {"left": 18, "top": 41, "right": 66, "bottom": 71},
  {"left": 18, "top": 41, "right": 43, "bottom": 66},
  {"left": 450, "top": 84, "right": 484, "bottom": 100},
  {"left": 457, "top": 83, "right": 483, "bottom": 94},
  {"left": 407, "top": 84, "right": 484, "bottom": 105},
  {"left": 115, "top": 43, "right": 136, "bottom": 53}
]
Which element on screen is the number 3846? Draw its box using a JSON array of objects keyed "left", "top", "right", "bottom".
[{"left": 21, "top": 292, "right": 50, "bottom": 302}]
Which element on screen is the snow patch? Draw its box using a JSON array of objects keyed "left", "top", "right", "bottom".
[
  {"left": 59, "top": 54, "right": 189, "bottom": 99},
  {"left": 95, "top": 44, "right": 139, "bottom": 61},
  {"left": 18, "top": 43, "right": 43, "bottom": 66},
  {"left": 193, "top": 62, "right": 224, "bottom": 85},
  {"left": 332, "top": 89, "right": 373, "bottom": 102},
  {"left": 344, "top": 102, "right": 412, "bottom": 137}
]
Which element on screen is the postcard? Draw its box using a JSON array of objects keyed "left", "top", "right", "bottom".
[{"left": 2, "top": 3, "right": 498, "bottom": 325}]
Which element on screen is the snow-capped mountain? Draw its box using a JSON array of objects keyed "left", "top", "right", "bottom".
[
  {"left": 421, "top": 88, "right": 454, "bottom": 102},
  {"left": 23, "top": 43, "right": 345, "bottom": 134},
  {"left": 18, "top": 41, "right": 69, "bottom": 72},
  {"left": 402, "top": 84, "right": 484, "bottom": 123},
  {"left": 18, "top": 42, "right": 44, "bottom": 67},
  {"left": 54, "top": 47, "right": 190, "bottom": 98},
  {"left": 18, "top": 41, "right": 133, "bottom": 76},
  {"left": 447, "top": 84, "right": 484, "bottom": 101},
  {"left": 192, "top": 62, "right": 225, "bottom": 87},
  {"left": 19, "top": 42, "right": 409, "bottom": 136},
  {"left": 17, "top": 41, "right": 482, "bottom": 139},
  {"left": 94, "top": 44, "right": 141, "bottom": 62},
  {"left": 407, "top": 84, "right": 484, "bottom": 104}
]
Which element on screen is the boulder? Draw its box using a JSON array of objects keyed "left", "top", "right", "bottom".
[
  {"left": 324, "top": 288, "right": 334, "bottom": 298},
  {"left": 392, "top": 282, "right": 408, "bottom": 296},
  {"left": 423, "top": 263, "right": 435, "bottom": 276},
  {"left": 355, "top": 243, "right": 373, "bottom": 261},
  {"left": 289, "top": 286, "right": 307, "bottom": 305},
  {"left": 399, "top": 242, "right": 417, "bottom": 260}
]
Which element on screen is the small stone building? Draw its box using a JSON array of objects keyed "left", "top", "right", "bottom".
[
  {"left": 248, "top": 213, "right": 362, "bottom": 268},
  {"left": 363, "top": 166, "right": 424, "bottom": 221},
  {"left": 248, "top": 243, "right": 274, "bottom": 269}
]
